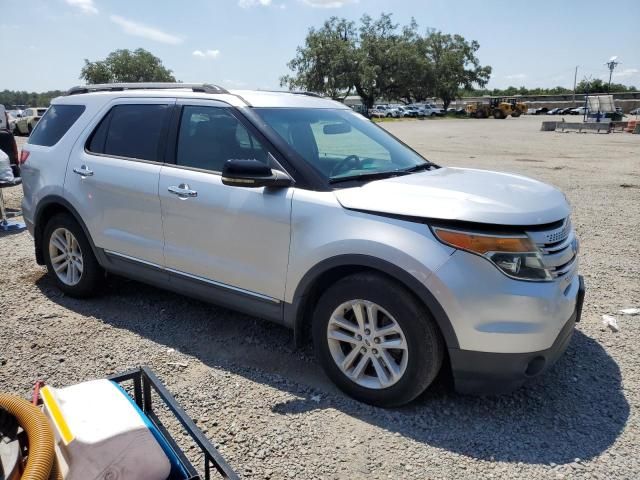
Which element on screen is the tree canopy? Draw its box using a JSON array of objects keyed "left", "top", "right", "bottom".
[
  {"left": 281, "top": 14, "right": 492, "bottom": 110},
  {"left": 466, "top": 80, "right": 637, "bottom": 98},
  {"left": 0, "top": 90, "right": 65, "bottom": 108},
  {"left": 80, "top": 48, "right": 176, "bottom": 84}
]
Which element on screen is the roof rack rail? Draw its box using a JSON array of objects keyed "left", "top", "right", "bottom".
[
  {"left": 65, "top": 83, "right": 229, "bottom": 96},
  {"left": 289, "top": 91, "right": 323, "bottom": 98},
  {"left": 256, "top": 89, "right": 323, "bottom": 98}
]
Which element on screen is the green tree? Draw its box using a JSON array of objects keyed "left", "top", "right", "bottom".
[
  {"left": 423, "top": 31, "right": 491, "bottom": 110},
  {"left": 575, "top": 78, "right": 633, "bottom": 94},
  {"left": 0, "top": 90, "right": 65, "bottom": 107},
  {"left": 393, "top": 20, "right": 435, "bottom": 104},
  {"left": 281, "top": 17, "right": 357, "bottom": 100},
  {"left": 351, "top": 13, "right": 405, "bottom": 110},
  {"left": 282, "top": 14, "right": 490, "bottom": 111},
  {"left": 80, "top": 48, "right": 176, "bottom": 84}
]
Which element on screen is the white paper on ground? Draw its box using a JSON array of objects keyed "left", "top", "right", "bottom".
[{"left": 602, "top": 315, "right": 619, "bottom": 332}]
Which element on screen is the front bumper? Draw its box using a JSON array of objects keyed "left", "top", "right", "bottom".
[{"left": 449, "top": 275, "right": 585, "bottom": 395}]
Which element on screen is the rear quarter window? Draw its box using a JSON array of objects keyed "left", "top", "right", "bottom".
[
  {"left": 29, "top": 105, "right": 85, "bottom": 147},
  {"left": 86, "top": 104, "right": 170, "bottom": 162}
]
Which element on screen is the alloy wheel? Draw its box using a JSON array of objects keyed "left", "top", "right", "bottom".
[
  {"left": 327, "top": 300, "right": 408, "bottom": 389},
  {"left": 48, "top": 227, "right": 84, "bottom": 286}
]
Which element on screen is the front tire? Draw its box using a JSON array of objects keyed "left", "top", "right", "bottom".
[
  {"left": 43, "top": 213, "right": 103, "bottom": 297},
  {"left": 312, "top": 273, "right": 444, "bottom": 407}
]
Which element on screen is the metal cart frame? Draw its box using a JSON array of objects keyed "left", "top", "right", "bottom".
[{"left": 109, "top": 366, "right": 238, "bottom": 480}]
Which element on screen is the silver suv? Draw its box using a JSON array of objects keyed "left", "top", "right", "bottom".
[{"left": 20, "top": 83, "right": 585, "bottom": 407}]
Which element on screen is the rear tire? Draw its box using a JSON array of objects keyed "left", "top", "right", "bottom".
[
  {"left": 43, "top": 213, "right": 103, "bottom": 298},
  {"left": 312, "top": 273, "right": 444, "bottom": 407}
]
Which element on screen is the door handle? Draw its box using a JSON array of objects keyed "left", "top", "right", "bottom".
[
  {"left": 168, "top": 184, "right": 198, "bottom": 198},
  {"left": 73, "top": 165, "right": 94, "bottom": 177}
]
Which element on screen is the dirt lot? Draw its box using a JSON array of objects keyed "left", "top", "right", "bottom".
[{"left": 1, "top": 116, "right": 639, "bottom": 479}]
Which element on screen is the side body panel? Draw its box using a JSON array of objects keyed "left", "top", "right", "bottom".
[
  {"left": 63, "top": 97, "right": 174, "bottom": 265},
  {"left": 286, "top": 190, "right": 456, "bottom": 305},
  {"left": 159, "top": 165, "right": 293, "bottom": 300}
]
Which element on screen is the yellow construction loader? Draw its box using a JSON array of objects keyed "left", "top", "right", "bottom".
[{"left": 466, "top": 97, "right": 528, "bottom": 119}]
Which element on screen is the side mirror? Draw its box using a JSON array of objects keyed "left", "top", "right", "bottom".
[{"left": 221, "top": 159, "right": 293, "bottom": 188}]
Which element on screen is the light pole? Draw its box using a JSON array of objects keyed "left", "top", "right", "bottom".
[{"left": 606, "top": 56, "right": 620, "bottom": 93}]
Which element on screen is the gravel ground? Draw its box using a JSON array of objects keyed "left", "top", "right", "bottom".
[{"left": 1, "top": 116, "right": 639, "bottom": 479}]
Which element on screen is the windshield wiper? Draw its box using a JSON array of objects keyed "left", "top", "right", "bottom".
[
  {"left": 401, "top": 162, "right": 436, "bottom": 173},
  {"left": 329, "top": 170, "right": 411, "bottom": 184},
  {"left": 328, "top": 162, "right": 436, "bottom": 185}
]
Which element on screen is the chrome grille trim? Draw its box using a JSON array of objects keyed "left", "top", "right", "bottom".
[{"left": 526, "top": 217, "right": 578, "bottom": 279}]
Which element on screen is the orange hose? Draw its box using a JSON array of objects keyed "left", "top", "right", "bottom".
[{"left": 0, "top": 393, "right": 62, "bottom": 480}]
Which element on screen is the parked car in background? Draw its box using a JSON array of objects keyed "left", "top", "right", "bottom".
[
  {"left": 570, "top": 106, "right": 587, "bottom": 115},
  {"left": 402, "top": 106, "right": 420, "bottom": 117},
  {"left": 615, "top": 107, "right": 623, "bottom": 115},
  {"left": 21, "top": 83, "right": 584, "bottom": 407},
  {"left": 560, "top": 107, "right": 575, "bottom": 115},
  {"left": 7, "top": 112, "right": 18, "bottom": 132},
  {"left": 407, "top": 105, "right": 426, "bottom": 117},
  {"left": 547, "top": 108, "right": 562, "bottom": 115},
  {"left": 630, "top": 107, "right": 640, "bottom": 115},
  {"left": 0, "top": 105, "right": 8, "bottom": 131},
  {"left": 13, "top": 107, "right": 48, "bottom": 135},
  {"left": 395, "top": 106, "right": 412, "bottom": 118},
  {"left": 384, "top": 105, "right": 402, "bottom": 118},
  {"left": 418, "top": 104, "right": 444, "bottom": 117},
  {"left": 368, "top": 106, "right": 386, "bottom": 118}
]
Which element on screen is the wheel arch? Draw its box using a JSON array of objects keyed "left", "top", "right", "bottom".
[
  {"left": 285, "top": 254, "right": 459, "bottom": 350},
  {"left": 33, "top": 196, "right": 101, "bottom": 266}
]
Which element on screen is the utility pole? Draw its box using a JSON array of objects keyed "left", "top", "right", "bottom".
[
  {"left": 606, "top": 56, "right": 620, "bottom": 93},
  {"left": 572, "top": 66, "right": 578, "bottom": 106}
]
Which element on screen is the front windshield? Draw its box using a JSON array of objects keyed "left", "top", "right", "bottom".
[{"left": 254, "top": 108, "right": 429, "bottom": 182}]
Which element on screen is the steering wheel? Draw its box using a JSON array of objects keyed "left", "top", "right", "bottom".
[{"left": 331, "top": 155, "right": 362, "bottom": 177}]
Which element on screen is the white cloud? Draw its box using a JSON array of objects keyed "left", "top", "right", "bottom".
[
  {"left": 505, "top": 73, "right": 527, "bottom": 80},
  {"left": 613, "top": 68, "right": 639, "bottom": 78},
  {"left": 302, "top": 0, "right": 358, "bottom": 7},
  {"left": 193, "top": 49, "right": 221, "bottom": 59},
  {"left": 238, "top": 0, "right": 272, "bottom": 7},
  {"left": 65, "top": 0, "right": 98, "bottom": 15},
  {"left": 109, "top": 15, "right": 183, "bottom": 45}
]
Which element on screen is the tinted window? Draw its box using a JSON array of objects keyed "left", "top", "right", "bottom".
[
  {"left": 176, "top": 106, "right": 266, "bottom": 172},
  {"left": 29, "top": 105, "right": 85, "bottom": 147},
  {"left": 87, "top": 104, "right": 170, "bottom": 161}
]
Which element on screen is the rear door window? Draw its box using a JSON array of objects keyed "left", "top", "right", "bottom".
[
  {"left": 87, "top": 104, "right": 171, "bottom": 162},
  {"left": 28, "top": 105, "right": 85, "bottom": 147}
]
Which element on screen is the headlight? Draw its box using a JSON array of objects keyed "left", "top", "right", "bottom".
[{"left": 432, "top": 227, "right": 552, "bottom": 281}]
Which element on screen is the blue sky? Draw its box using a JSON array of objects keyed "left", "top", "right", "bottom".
[{"left": 1, "top": 0, "right": 639, "bottom": 92}]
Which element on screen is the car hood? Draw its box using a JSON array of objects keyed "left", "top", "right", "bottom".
[{"left": 333, "top": 167, "right": 570, "bottom": 226}]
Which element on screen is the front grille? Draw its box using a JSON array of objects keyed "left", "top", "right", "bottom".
[{"left": 527, "top": 218, "right": 578, "bottom": 279}]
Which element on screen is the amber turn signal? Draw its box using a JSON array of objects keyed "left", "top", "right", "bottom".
[{"left": 433, "top": 228, "right": 536, "bottom": 254}]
